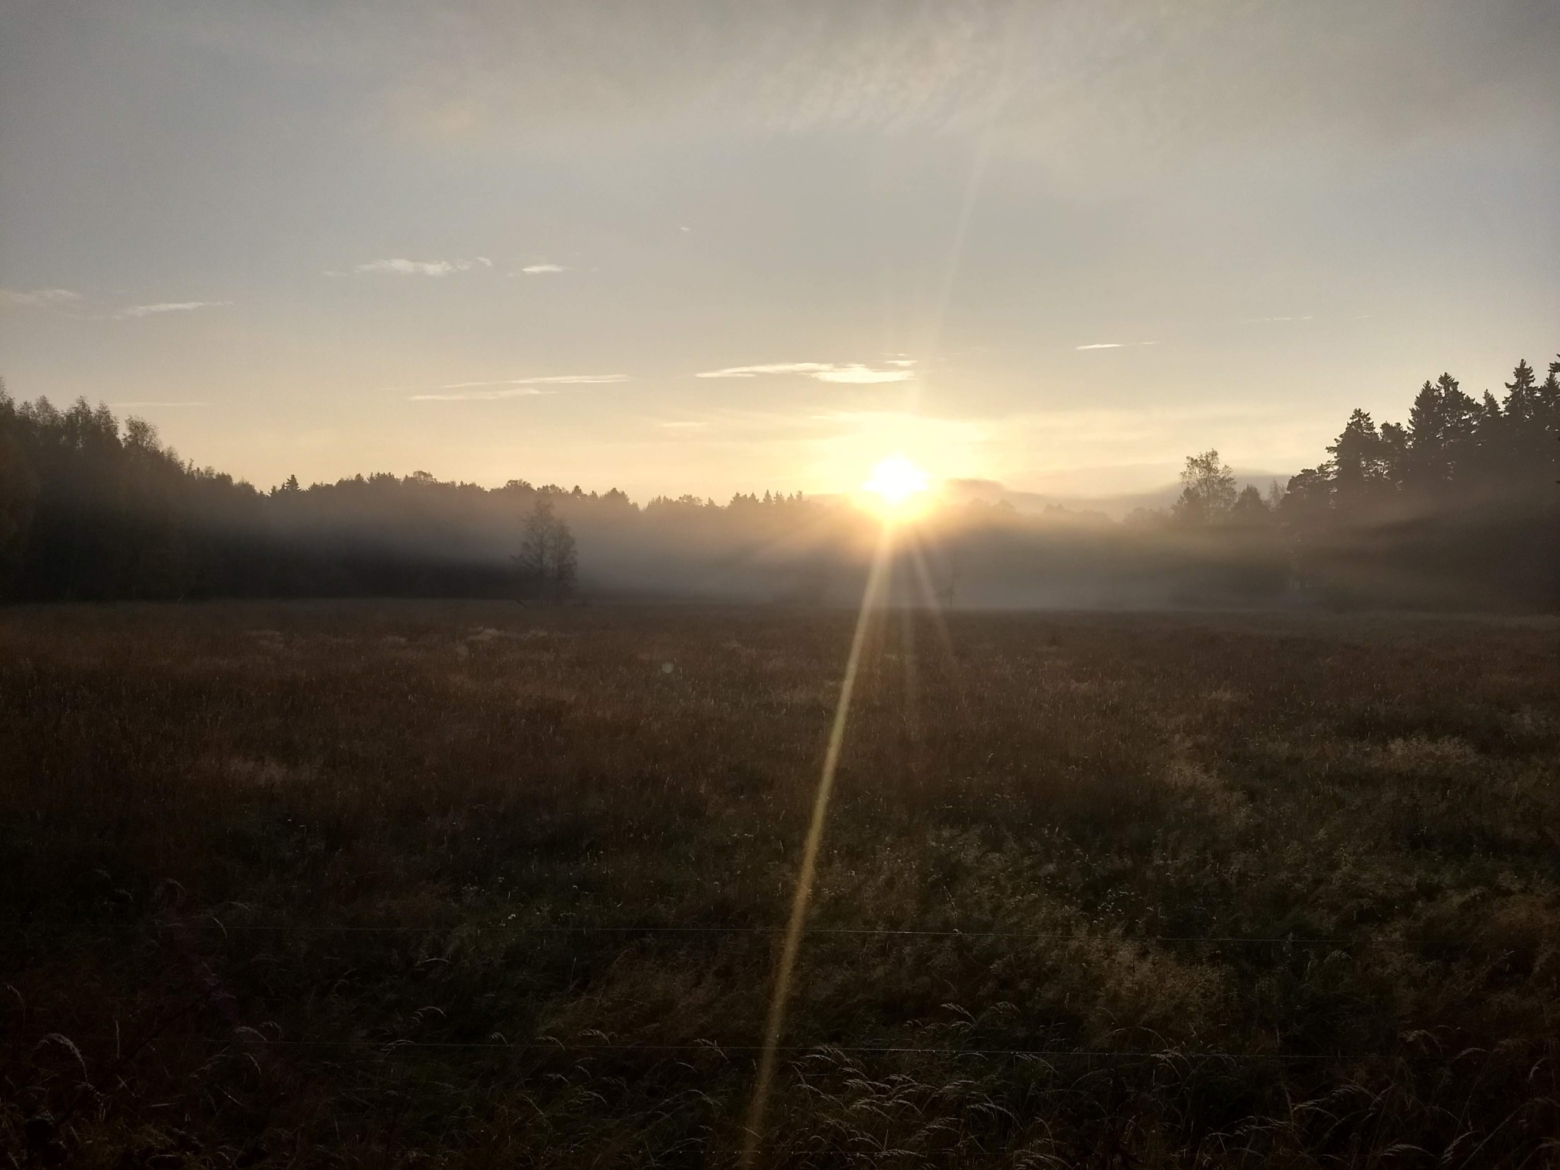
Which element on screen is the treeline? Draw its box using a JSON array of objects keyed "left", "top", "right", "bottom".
[
  {"left": 1129, "top": 355, "right": 1559, "bottom": 608},
  {"left": 0, "top": 384, "right": 835, "bottom": 602},
  {"left": 0, "top": 353, "right": 1554, "bottom": 608},
  {"left": 0, "top": 390, "right": 581, "bottom": 599}
]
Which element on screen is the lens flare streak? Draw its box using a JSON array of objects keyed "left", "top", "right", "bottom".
[{"left": 741, "top": 521, "right": 897, "bottom": 1163}]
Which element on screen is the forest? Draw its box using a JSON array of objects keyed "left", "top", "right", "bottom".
[{"left": 0, "top": 354, "right": 1555, "bottom": 610}]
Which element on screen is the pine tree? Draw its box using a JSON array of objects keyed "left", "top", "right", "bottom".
[
  {"left": 1327, "top": 409, "right": 1393, "bottom": 516},
  {"left": 1405, "top": 372, "right": 1478, "bottom": 498}
]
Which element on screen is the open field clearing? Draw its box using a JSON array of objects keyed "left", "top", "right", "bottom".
[{"left": 4, "top": 602, "right": 1560, "bottom": 1167}]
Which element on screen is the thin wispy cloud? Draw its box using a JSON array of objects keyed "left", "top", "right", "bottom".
[
  {"left": 1075, "top": 341, "right": 1158, "bottom": 351},
  {"left": 696, "top": 361, "right": 915, "bottom": 384},
  {"left": 411, "top": 387, "right": 553, "bottom": 401},
  {"left": 115, "top": 301, "right": 232, "bottom": 319},
  {"left": 0, "top": 288, "right": 82, "bottom": 309},
  {"left": 519, "top": 263, "right": 566, "bottom": 275},
  {"left": 440, "top": 374, "right": 627, "bottom": 389},
  {"left": 352, "top": 257, "right": 493, "bottom": 276},
  {"left": 409, "top": 373, "right": 627, "bottom": 401}
]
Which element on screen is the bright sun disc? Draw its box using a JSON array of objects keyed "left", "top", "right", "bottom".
[{"left": 861, "top": 455, "right": 930, "bottom": 515}]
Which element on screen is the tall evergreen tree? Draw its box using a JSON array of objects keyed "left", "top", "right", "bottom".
[
  {"left": 1405, "top": 372, "right": 1478, "bottom": 498},
  {"left": 1327, "top": 409, "right": 1393, "bottom": 515}
]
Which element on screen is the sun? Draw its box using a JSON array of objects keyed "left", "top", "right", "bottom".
[{"left": 861, "top": 454, "right": 930, "bottom": 517}]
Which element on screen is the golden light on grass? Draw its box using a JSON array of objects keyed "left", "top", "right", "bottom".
[
  {"left": 742, "top": 522, "right": 896, "bottom": 1165},
  {"left": 860, "top": 454, "right": 931, "bottom": 518},
  {"left": 744, "top": 454, "right": 942, "bottom": 1163}
]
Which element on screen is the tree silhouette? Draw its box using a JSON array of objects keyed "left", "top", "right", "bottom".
[
  {"left": 0, "top": 347, "right": 1554, "bottom": 610},
  {"left": 1327, "top": 409, "right": 1396, "bottom": 516},
  {"left": 1272, "top": 353, "right": 1559, "bottom": 608},
  {"left": 514, "top": 497, "right": 578, "bottom": 602},
  {"left": 1229, "top": 484, "right": 1271, "bottom": 526},
  {"left": 0, "top": 382, "right": 38, "bottom": 572},
  {"left": 1404, "top": 372, "right": 1478, "bottom": 498},
  {"left": 1172, "top": 450, "right": 1237, "bottom": 525}
]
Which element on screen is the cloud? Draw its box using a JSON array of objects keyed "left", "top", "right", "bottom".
[
  {"left": 696, "top": 361, "right": 915, "bottom": 384},
  {"left": 1075, "top": 341, "right": 1157, "bottom": 351},
  {"left": 520, "top": 263, "right": 566, "bottom": 274},
  {"left": 815, "top": 366, "right": 916, "bottom": 384},
  {"left": 0, "top": 291, "right": 230, "bottom": 320},
  {"left": 352, "top": 257, "right": 490, "bottom": 276},
  {"left": 357, "top": 258, "right": 452, "bottom": 276},
  {"left": 409, "top": 373, "right": 627, "bottom": 400},
  {"left": 116, "top": 301, "right": 232, "bottom": 319},
  {"left": 410, "top": 387, "right": 553, "bottom": 401},
  {"left": 0, "top": 288, "right": 82, "bottom": 309},
  {"left": 440, "top": 374, "right": 627, "bottom": 388}
]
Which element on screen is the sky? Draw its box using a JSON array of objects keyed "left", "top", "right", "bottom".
[{"left": 1, "top": 0, "right": 1557, "bottom": 503}]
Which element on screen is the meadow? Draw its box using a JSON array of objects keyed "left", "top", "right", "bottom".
[{"left": 3, "top": 601, "right": 1559, "bottom": 1167}]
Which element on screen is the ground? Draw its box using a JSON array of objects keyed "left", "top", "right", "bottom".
[{"left": 3, "top": 601, "right": 1559, "bottom": 1167}]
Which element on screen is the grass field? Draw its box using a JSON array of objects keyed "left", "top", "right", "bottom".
[{"left": 3, "top": 601, "right": 1560, "bottom": 1167}]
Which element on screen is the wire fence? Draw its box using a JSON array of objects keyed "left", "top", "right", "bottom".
[
  {"left": 3, "top": 919, "right": 1353, "bottom": 945},
  {"left": 32, "top": 1037, "right": 1391, "bottom": 1061}
]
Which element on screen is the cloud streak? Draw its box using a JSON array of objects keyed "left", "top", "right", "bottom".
[
  {"left": 353, "top": 257, "right": 493, "bottom": 276},
  {"left": 520, "top": 263, "right": 566, "bottom": 274},
  {"left": 0, "top": 288, "right": 82, "bottom": 309},
  {"left": 1075, "top": 341, "right": 1157, "bottom": 351},
  {"left": 411, "top": 387, "right": 552, "bottom": 401},
  {"left": 116, "top": 301, "right": 232, "bottom": 319},
  {"left": 409, "top": 373, "right": 627, "bottom": 401},
  {"left": 696, "top": 361, "right": 915, "bottom": 384}
]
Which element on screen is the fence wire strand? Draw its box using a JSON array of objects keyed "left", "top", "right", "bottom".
[{"left": 4, "top": 919, "right": 1352, "bottom": 945}]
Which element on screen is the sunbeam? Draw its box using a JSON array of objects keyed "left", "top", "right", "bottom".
[
  {"left": 741, "top": 520, "right": 896, "bottom": 1164},
  {"left": 904, "top": 527, "right": 966, "bottom": 699}
]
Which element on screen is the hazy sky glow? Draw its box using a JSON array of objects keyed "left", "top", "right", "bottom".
[{"left": 2, "top": 0, "right": 1556, "bottom": 501}]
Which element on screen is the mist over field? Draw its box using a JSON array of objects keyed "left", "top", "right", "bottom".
[
  {"left": 2, "top": 349, "right": 1556, "bottom": 611},
  {"left": 5, "top": 1, "right": 1560, "bottom": 1165}
]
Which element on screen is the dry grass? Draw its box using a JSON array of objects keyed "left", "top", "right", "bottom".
[{"left": 2, "top": 601, "right": 1559, "bottom": 1167}]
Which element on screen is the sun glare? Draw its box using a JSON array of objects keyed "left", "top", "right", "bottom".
[{"left": 861, "top": 454, "right": 930, "bottom": 516}]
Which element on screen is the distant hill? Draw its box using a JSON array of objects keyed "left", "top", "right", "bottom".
[{"left": 942, "top": 472, "right": 1296, "bottom": 520}]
